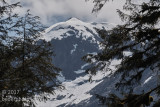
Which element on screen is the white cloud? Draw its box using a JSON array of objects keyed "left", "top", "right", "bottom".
[{"left": 9, "top": 0, "right": 126, "bottom": 26}]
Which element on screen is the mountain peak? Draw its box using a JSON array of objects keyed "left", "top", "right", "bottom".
[
  {"left": 42, "top": 18, "right": 112, "bottom": 42},
  {"left": 66, "top": 17, "right": 85, "bottom": 24},
  {"left": 67, "top": 17, "right": 81, "bottom": 22}
]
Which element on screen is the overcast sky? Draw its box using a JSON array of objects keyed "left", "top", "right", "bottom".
[{"left": 11, "top": 0, "right": 126, "bottom": 26}]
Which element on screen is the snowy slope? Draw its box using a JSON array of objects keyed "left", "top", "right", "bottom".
[
  {"left": 36, "top": 59, "right": 121, "bottom": 107},
  {"left": 77, "top": 67, "right": 158, "bottom": 107},
  {"left": 36, "top": 65, "right": 157, "bottom": 107},
  {"left": 37, "top": 73, "right": 103, "bottom": 107}
]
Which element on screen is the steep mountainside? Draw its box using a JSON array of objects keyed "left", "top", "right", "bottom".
[
  {"left": 37, "top": 18, "right": 157, "bottom": 107},
  {"left": 42, "top": 18, "right": 114, "bottom": 80}
]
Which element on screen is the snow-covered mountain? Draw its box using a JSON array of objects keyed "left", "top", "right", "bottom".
[
  {"left": 42, "top": 17, "right": 114, "bottom": 80},
  {"left": 37, "top": 18, "right": 157, "bottom": 107}
]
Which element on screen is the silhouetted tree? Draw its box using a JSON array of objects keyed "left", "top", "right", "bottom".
[
  {"left": 84, "top": 0, "right": 160, "bottom": 106},
  {"left": 0, "top": 1, "right": 63, "bottom": 107}
]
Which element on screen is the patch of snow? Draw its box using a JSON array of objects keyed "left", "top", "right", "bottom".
[
  {"left": 108, "top": 59, "right": 122, "bottom": 71},
  {"left": 57, "top": 72, "right": 66, "bottom": 82},
  {"left": 70, "top": 44, "right": 78, "bottom": 54},
  {"left": 74, "top": 70, "right": 85, "bottom": 74},
  {"left": 123, "top": 51, "right": 133, "bottom": 57},
  {"left": 87, "top": 52, "right": 97, "bottom": 55},
  {"left": 81, "top": 63, "right": 89, "bottom": 69},
  {"left": 143, "top": 76, "right": 153, "bottom": 85},
  {"left": 42, "top": 28, "right": 71, "bottom": 41}
]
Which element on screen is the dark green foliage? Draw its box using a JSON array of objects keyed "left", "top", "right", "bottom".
[
  {"left": 85, "top": 0, "right": 160, "bottom": 89},
  {"left": 0, "top": 1, "right": 63, "bottom": 107},
  {"left": 84, "top": 0, "right": 160, "bottom": 106}
]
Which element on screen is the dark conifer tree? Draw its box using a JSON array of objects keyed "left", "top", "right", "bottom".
[
  {"left": 0, "top": 1, "right": 63, "bottom": 107},
  {"left": 0, "top": 1, "right": 21, "bottom": 106},
  {"left": 84, "top": 0, "right": 160, "bottom": 106}
]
